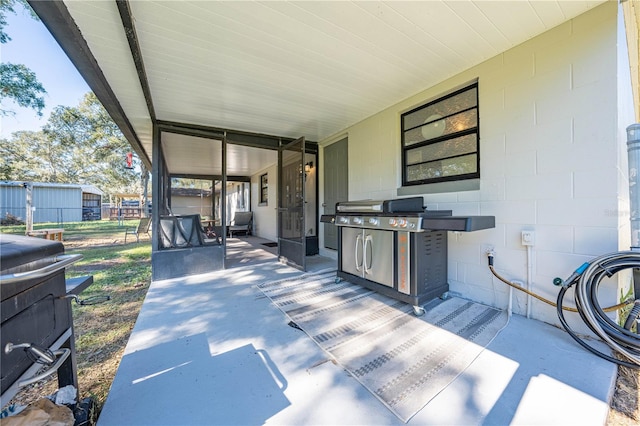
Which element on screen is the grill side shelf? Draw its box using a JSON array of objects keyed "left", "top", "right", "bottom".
[
  {"left": 66, "top": 275, "right": 94, "bottom": 295},
  {"left": 420, "top": 216, "right": 495, "bottom": 232}
]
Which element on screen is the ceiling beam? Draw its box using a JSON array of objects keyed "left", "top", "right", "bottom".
[
  {"left": 157, "top": 120, "right": 283, "bottom": 150},
  {"left": 169, "top": 174, "right": 251, "bottom": 182},
  {"left": 27, "top": 0, "right": 152, "bottom": 170},
  {"left": 156, "top": 120, "right": 318, "bottom": 153},
  {"left": 116, "top": 0, "right": 156, "bottom": 122}
]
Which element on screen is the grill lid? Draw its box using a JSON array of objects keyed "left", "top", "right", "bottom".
[
  {"left": 1, "top": 234, "right": 67, "bottom": 302},
  {"left": 0, "top": 234, "right": 65, "bottom": 273}
]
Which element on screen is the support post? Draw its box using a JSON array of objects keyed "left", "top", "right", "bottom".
[{"left": 24, "top": 182, "right": 33, "bottom": 233}]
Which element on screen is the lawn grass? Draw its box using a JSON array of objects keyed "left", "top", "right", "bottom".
[{"left": 1, "top": 218, "right": 141, "bottom": 240}]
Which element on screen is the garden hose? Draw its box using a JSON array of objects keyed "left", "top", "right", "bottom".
[
  {"left": 554, "top": 251, "right": 640, "bottom": 368},
  {"left": 486, "top": 253, "right": 628, "bottom": 313},
  {"left": 624, "top": 301, "right": 640, "bottom": 330},
  {"left": 487, "top": 252, "right": 639, "bottom": 368}
]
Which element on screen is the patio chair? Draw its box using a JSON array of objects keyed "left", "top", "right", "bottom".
[
  {"left": 159, "top": 215, "right": 202, "bottom": 248},
  {"left": 229, "top": 211, "right": 253, "bottom": 237},
  {"left": 158, "top": 214, "right": 221, "bottom": 248},
  {"left": 125, "top": 216, "right": 151, "bottom": 243}
]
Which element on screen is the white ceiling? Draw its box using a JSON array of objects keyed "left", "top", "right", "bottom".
[{"left": 60, "top": 0, "right": 605, "bottom": 176}]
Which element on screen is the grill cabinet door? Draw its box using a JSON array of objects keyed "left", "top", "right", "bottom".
[
  {"left": 340, "top": 227, "right": 363, "bottom": 278},
  {"left": 363, "top": 229, "right": 394, "bottom": 287}
]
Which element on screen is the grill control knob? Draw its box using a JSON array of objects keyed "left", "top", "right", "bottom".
[
  {"left": 389, "top": 218, "right": 397, "bottom": 227},
  {"left": 368, "top": 218, "right": 379, "bottom": 226},
  {"left": 339, "top": 216, "right": 349, "bottom": 224},
  {"left": 353, "top": 217, "right": 363, "bottom": 225},
  {"left": 399, "top": 219, "right": 407, "bottom": 228}
]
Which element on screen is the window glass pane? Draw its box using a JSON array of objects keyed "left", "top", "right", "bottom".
[
  {"left": 401, "top": 82, "right": 479, "bottom": 186},
  {"left": 404, "top": 109, "right": 477, "bottom": 147},
  {"left": 403, "top": 87, "right": 477, "bottom": 131},
  {"left": 260, "top": 174, "right": 268, "bottom": 204},
  {"left": 406, "top": 154, "right": 477, "bottom": 182},
  {"left": 406, "top": 134, "right": 477, "bottom": 166}
]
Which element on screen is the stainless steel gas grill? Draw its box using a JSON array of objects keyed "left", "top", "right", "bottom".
[
  {"left": 0, "top": 234, "right": 92, "bottom": 408},
  {"left": 322, "top": 197, "right": 495, "bottom": 315}
]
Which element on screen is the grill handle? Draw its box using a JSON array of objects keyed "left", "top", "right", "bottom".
[
  {"left": 64, "top": 293, "right": 111, "bottom": 305},
  {"left": 355, "top": 234, "right": 363, "bottom": 272},
  {"left": 363, "top": 234, "right": 373, "bottom": 274},
  {"left": 4, "top": 343, "right": 71, "bottom": 388},
  {"left": 0, "top": 254, "right": 83, "bottom": 284},
  {"left": 18, "top": 349, "right": 71, "bottom": 388},
  {"left": 337, "top": 204, "right": 383, "bottom": 212}
]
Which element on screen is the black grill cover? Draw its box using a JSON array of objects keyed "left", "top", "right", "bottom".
[
  {"left": 0, "top": 234, "right": 65, "bottom": 301},
  {"left": 0, "top": 233, "right": 70, "bottom": 396}
]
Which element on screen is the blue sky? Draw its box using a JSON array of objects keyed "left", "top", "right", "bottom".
[{"left": 0, "top": 5, "right": 90, "bottom": 138}]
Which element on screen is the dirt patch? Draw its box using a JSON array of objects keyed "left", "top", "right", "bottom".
[
  {"left": 607, "top": 364, "right": 640, "bottom": 425},
  {"left": 71, "top": 259, "right": 127, "bottom": 272},
  {"left": 63, "top": 235, "right": 122, "bottom": 249},
  {"left": 69, "top": 258, "right": 134, "bottom": 274}
]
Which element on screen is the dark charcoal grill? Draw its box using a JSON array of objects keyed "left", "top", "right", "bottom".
[{"left": 0, "top": 234, "right": 92, "bottom": 407}]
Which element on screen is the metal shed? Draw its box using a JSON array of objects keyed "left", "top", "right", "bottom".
[{"left": 0, "top": 181, "right": 103, "bottom": 224}]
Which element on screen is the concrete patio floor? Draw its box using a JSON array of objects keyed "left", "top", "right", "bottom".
[{"left": 98, "top": 255, "right": 617, "bottom": 425}]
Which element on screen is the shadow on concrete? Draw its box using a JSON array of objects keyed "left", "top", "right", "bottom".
[
  {"left": 225, "top": 236, "right": 278, "bottom": 269},
  {"left": 98, "top": 333, "right": 290, "bottom": 425}
]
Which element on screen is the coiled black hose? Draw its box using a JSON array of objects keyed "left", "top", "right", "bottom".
[
  {"left": 556, "top": 251, "right": 640, "bottom": 368},
  {"left": 624, "top": 301, "right": 640, "bottom": 330}
]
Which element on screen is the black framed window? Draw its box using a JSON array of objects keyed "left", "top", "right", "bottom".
[
  {"left": 259, "top": 173, "right": 268, "bottom": 205},
  {"left": 401, "top": 82, "right": 479, "bottom": 186}
]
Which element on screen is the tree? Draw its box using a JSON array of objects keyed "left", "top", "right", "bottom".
[
  {"left": 0, "top": 0, "right": 46, "bottom": 117},
  {"left": 0, "top": 130, "right": 52, "bottom": 180},
  {"left": 43, "top": 92, "right": 142, "bottom": 196},
  {"left": 0, "top": 92, "right": 143, "bottom": 198}
]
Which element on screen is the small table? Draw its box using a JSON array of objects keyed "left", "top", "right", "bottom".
[
  {"left": 27, "top": 228, "right": 65, "bottom": 241},
  {"left": 201, "top": 219, "right": 221, "bottom": 227}
]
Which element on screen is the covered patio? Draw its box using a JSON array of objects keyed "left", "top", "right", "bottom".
[
  {"left": 30, "top": 0, "right": 628, "bottom": 277},
  {"left": 27, "top": 1, "right": 640, "bottom": 424},
  {"left": 97, "top": 257, "right": 616, "bottom": 425}
]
